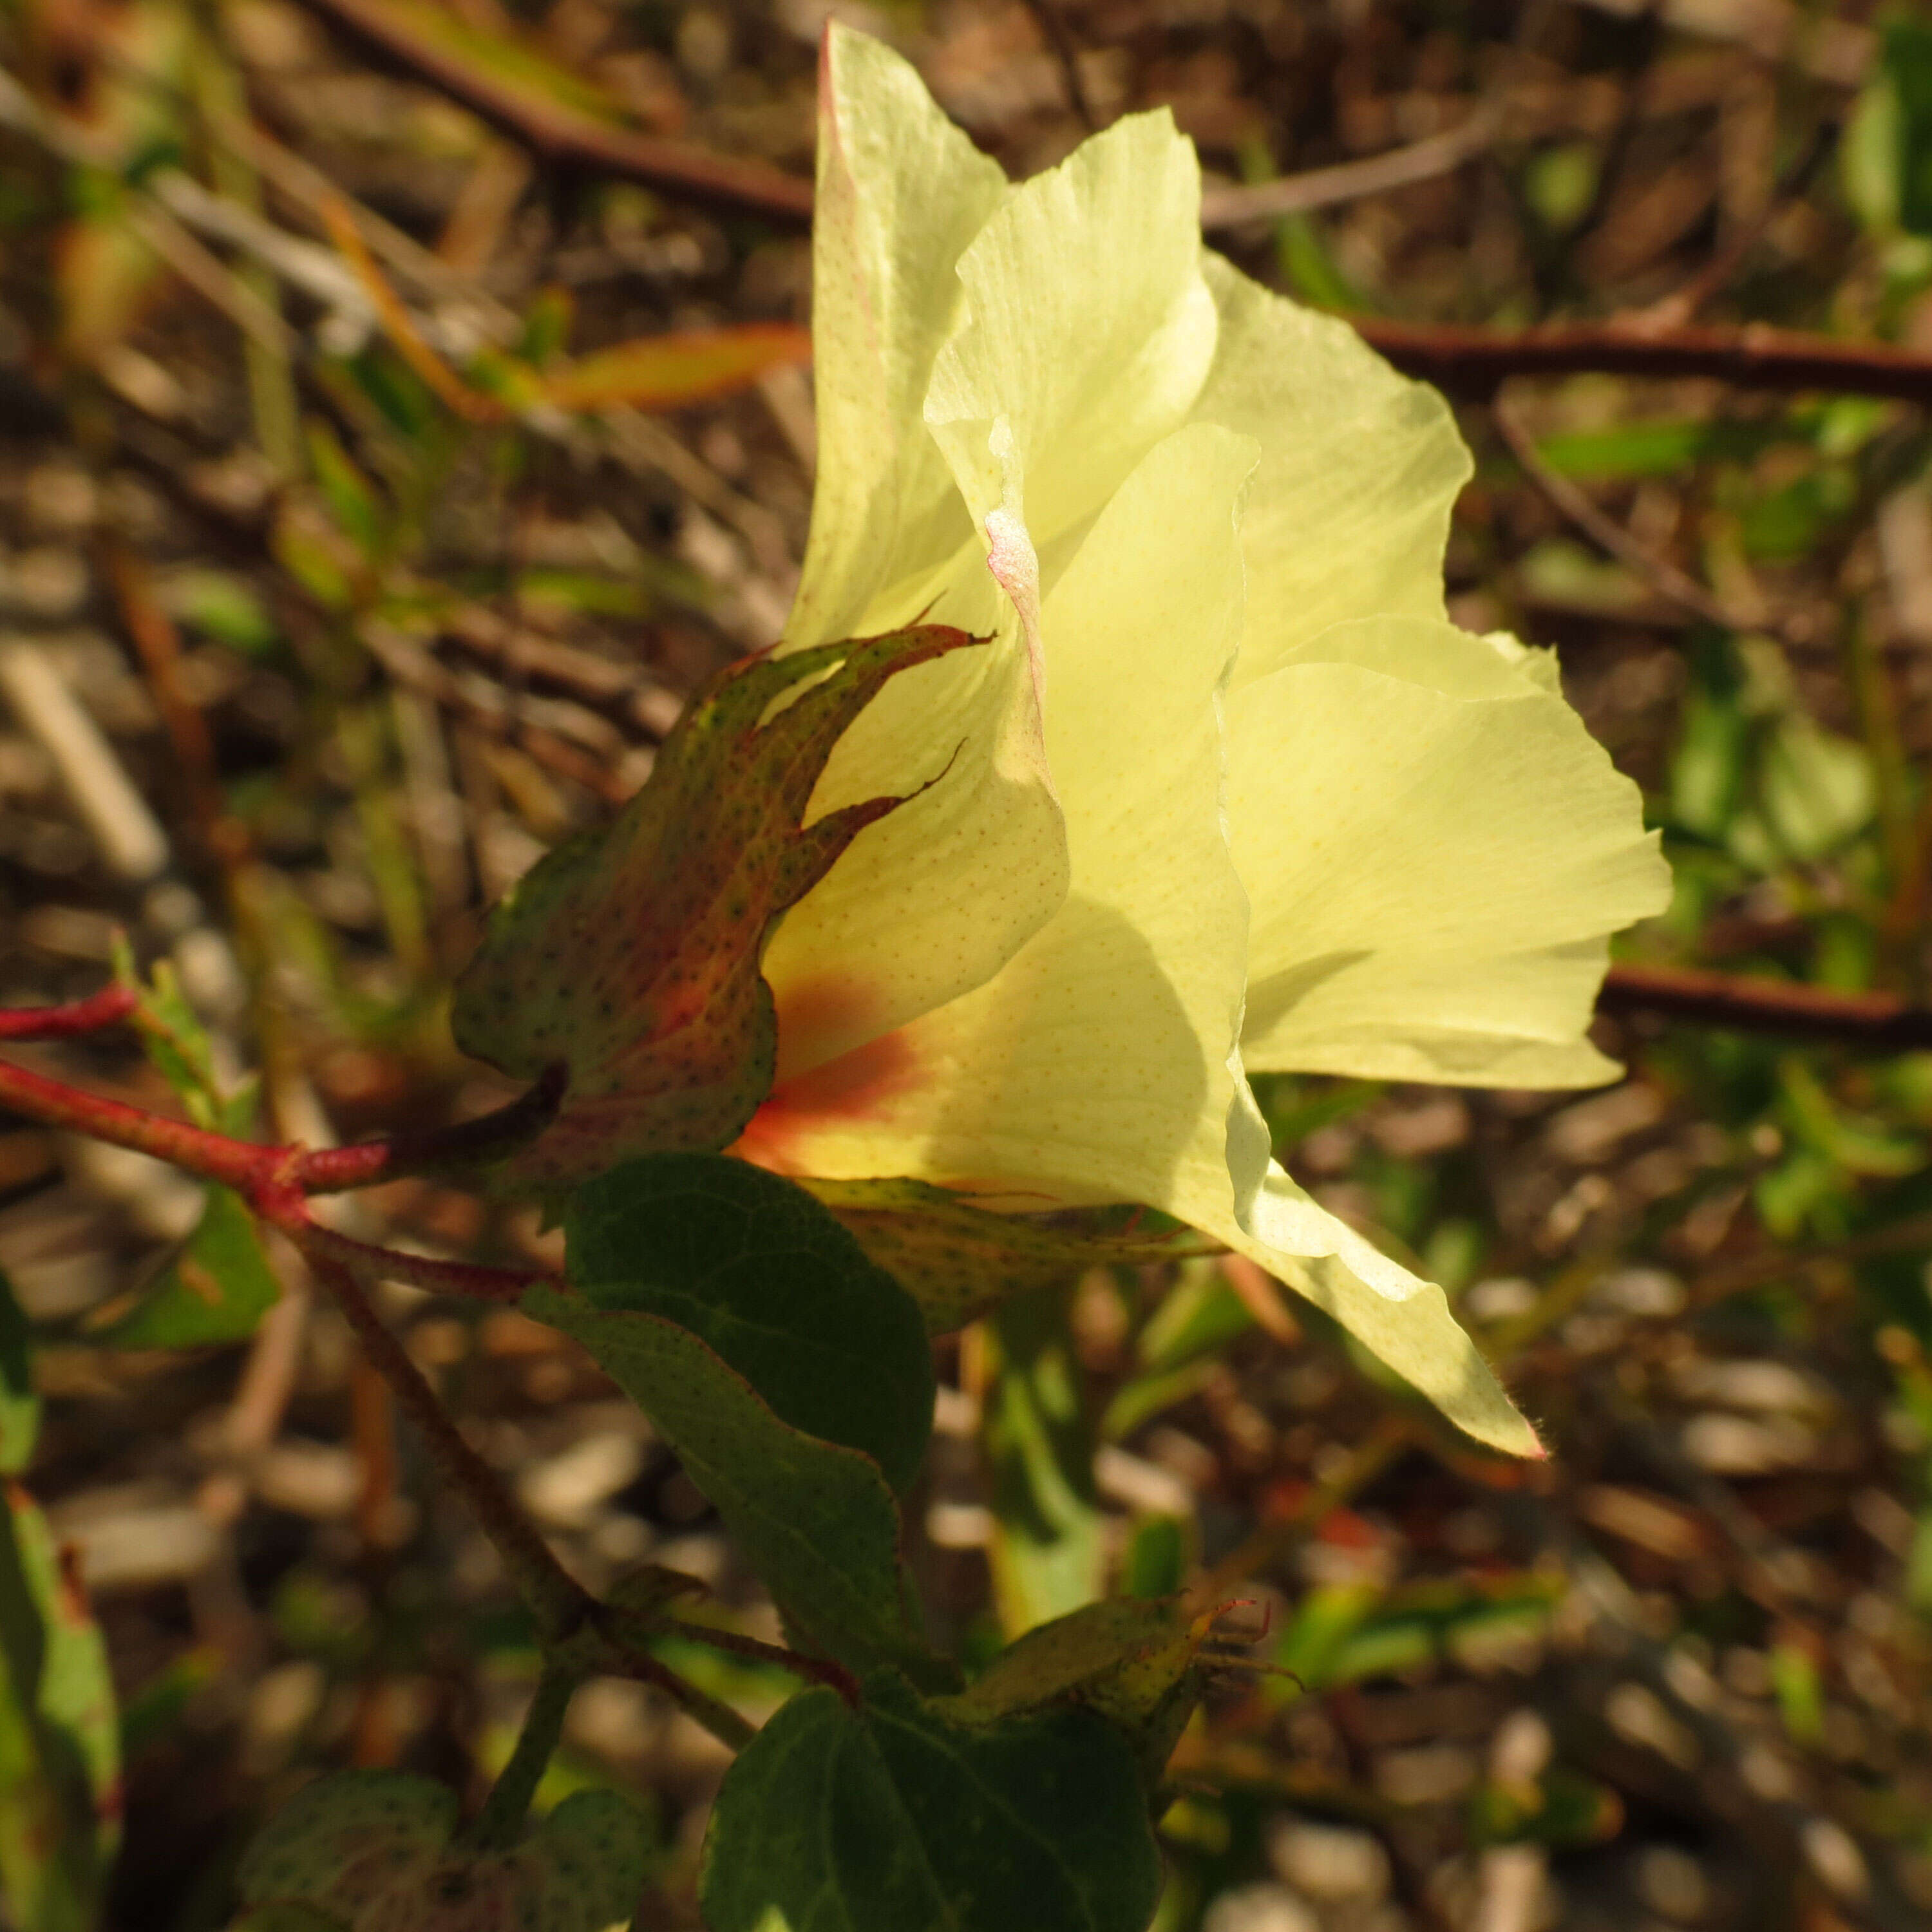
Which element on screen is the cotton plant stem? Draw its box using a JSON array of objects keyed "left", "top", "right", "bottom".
[
  {"left": 294, "top": 1063, "right": 567, "bottom": 1191},
  {"left": 466, "top": 1664, "right": 580, "bottom": 1848},
  {"left": 296, "top": 1220, "right": 557, "bottom": 1302},
  {"left": 299, "top": 1245, "right": 591, "bottom": 1645},
  {"left": 0, "top": 1050, "right": 280, "bottom": 1190},
  {"left": 0, "top": 985, "right": 138, "bottom": 1041},
  {"left": 598, "top": 1649, "right": 757, "bottom": 1752},
  {"left": 652, "top": 1616, "right": 861, "bottom": 1704},
  {"left": 288, "top": 0, "right": 814, "bottom": 223},
  {"left": 1598, "top": 961, "right": 1932, "bottom": 1050},
  {"left": 0, "top": 1036, "right": 562, "bottom": 1197},
  {"left": 1358, "top": 315, "right": 1932, "bottom": 408}
]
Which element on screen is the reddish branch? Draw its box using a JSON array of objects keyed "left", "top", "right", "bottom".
[
  {"left": 271, "top": 8, "right": 1932, "bottom": 406},
  {"left": 287, "top": 0, "right": 813, "bottom": 225},
  {"left": 0, "top": 984, "right": 137, "bottom": 1041},
  {"left": 296, "top": 1063, "right": 567, "bottom": 1192},
  {"left": 1356, "top": 317, "right": 1932, "bottom": 408},
  {"left": 1600, "top": 963, "right": 1932, "bottom": 1051},
  {"left": 295, "top": 1220, "right": 557, "bottom": 1301},
  {"left": 0, "top": 1042, "right": 564, "bottom": 1199}
]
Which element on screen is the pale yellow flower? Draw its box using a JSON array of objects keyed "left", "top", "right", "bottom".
[{"left": 738, "top": 27, "right": 1670, "bottom": 1455}]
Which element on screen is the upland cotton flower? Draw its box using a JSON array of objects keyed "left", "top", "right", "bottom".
[{"left": 737, "top": 28, "right": 1670, "bottom": 1455}]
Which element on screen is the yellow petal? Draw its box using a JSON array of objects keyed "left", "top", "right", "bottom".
[
  {"left": 1228, "top": 615, "right": 1672, "bottom": 1084},
  {"left": 1188, "top": 256, "right": 1471, "bottom": 691},
  {"left": 925, "top": 111, "right": 1218, "bottom": 563},
  {"left": 1213, "top": 1155, "right": 1542, "bottom": 1457},
  {"left": 743, "top": 422, "right": 1254, "bottom": 1207},
  {"left": 789, "top": 24, "right": 1007, "bottom": 649},
  {"left": 762, "top": 28, "right": 1068, "bottom": 1079}
]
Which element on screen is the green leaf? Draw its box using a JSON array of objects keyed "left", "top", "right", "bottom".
[
  {"left": 985, "top": 1287, "right": 1103, "bottom": 1639},
  {"left": 524, "top": 1280, "right": 949, "bottom": 1688},
  {"left": 1121, "top": 1517, "right": 1188, "bottom": 1600},
  {"left": 304, "top": 419, "right": 383, "bottom": 562},
  {"left": 113, "top": 948, "right": 256, "bottom": 1134},
  {"left": 90, "top": 1189, "right": 280, "bottom": 1349},
  {"left": 0, "top": 1479, "right": 120, "bottom": 1932},
  {"left": 699, "top": 1671, "right": 1161, "bottom": 1932},
  {"left": 167, "top": 569, "right": 279, "bottom": 656},
  {"left": 1135, "top": 1260, "right": 1253, "bottom": 1375},
  {"left": 0, "top": 1274, "right": 37, "bottom": 1475},
  {"left": 803, "top": 1177, "right": 1202, "bottom": 1333},
  {"left": 239, "top": 1770, "right": 647, "bottom": 1932},
  {"left": 1888, "top": 21, "right": 1932, "bottom": 236},
  {"left": 567, "top": 1157, "right": 933, "bottom": 1492},
  {"left": 453, "top": 627, "right": 982, "bottom": 1186}
]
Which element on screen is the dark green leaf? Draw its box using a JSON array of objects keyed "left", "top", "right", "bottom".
[
  {"left": 699, "top": 1671, "right": 1160, "bottom": 1932},
  {"left": 524, "top": 1281, "right": 949, "bottom": 1688},
  {"left": 452, "top": 627, "right": 981, "bottom": 1186},
  {"left": 0, "top": 1479, "right": 120, "bottom": 1932},
  {"left": 567, "top": 1157, "right": 933, "bottom": 1492},
  {"left": 0, "top": 1273, "right": 37, "bottom": 1475},
  {"left": 1888, "top": 21, "right": 1932, "bottom": 235},
  {"left": 91, "top": 1189, "right": 280, "bottom": 1349}
]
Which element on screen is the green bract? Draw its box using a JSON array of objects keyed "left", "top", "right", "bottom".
[{"left": 735, "top": 28, "right": 1671, "bottom": 1457}]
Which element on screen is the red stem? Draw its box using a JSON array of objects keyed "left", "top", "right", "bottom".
[
  {"left": 293, "top": 1063, "right": 565, "bottom": 1192},
  {"left": 0, "top": 1050, "right": 281, "bottom": 1191},
  {"left": 0, "top": 984, "right": 138, "bottom": 1041},
  {"left": 0, "top": 1042, "right": 561, "bottom": 1200},
  {"left": 296, "top": 1218, "right": 559, "bottom": 1302}
]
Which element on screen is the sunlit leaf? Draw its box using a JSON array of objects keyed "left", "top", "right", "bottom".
[
  {"left": 90, "top": 1188, "right": 280, "bottom": 1349},
  {"left": 985, "top": 1287, "right": 1104, "bottom": 1640},
  {"left": 0, "top": 1479, "right": 120, "bottom": 1932}
]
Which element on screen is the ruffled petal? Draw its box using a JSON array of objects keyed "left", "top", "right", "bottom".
[
  {"left": 762, "top": 28, "right": 1068, "bottom": 1080},
  {"left": 1227, "top": 616, "right": 1671, "bottom": 1084},
  {"left": 925, "top": 109, "right": 1218, "bottom": 567},
  {"left": 788, "top": 23, "right": 1007, "bottom": 649},
  {"left": 1188, "top": 256, "right": 1472, "bottom": 692}
]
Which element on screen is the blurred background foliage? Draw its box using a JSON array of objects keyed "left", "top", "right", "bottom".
[{"left": 5, "top": 0, "right": 1932, "bottom": 1928}]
